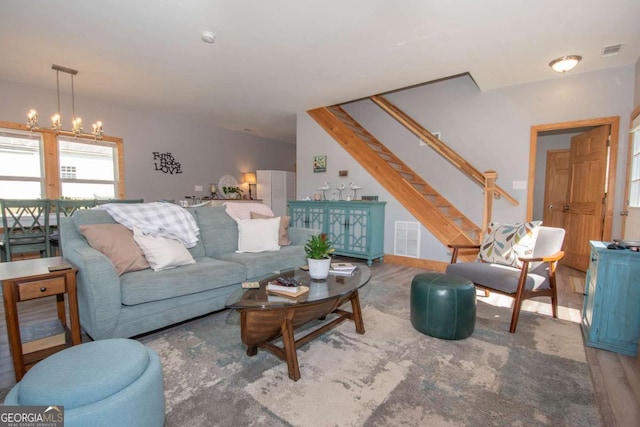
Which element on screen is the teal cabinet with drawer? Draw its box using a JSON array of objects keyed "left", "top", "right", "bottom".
[
  {"left": 582, "top": 241, "right": 640, "bottom": 356},
  {"left": 288, "top": 201, "right": 385, "bottom": 265}
]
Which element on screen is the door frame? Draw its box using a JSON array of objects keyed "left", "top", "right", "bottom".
[
  {"left": 621, "top": 105, "right": 640, "bottom": 237},
  {"left": 527, "top": 116, "right": 620, "bottom": 242}
]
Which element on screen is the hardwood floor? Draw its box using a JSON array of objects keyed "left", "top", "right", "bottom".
[{"left": 1, "top": 261, "right": 639, "bottom": 426}]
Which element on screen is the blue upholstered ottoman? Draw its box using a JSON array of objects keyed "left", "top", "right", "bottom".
[
  {"left": 4, "top": 338, "right": 165, "bottom": 427},
  {"left": 411, "top": 272, "right": 476, "bottom": 340}
]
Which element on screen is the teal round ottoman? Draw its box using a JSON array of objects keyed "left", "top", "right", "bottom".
[
  {"left": 411, "top": 272, "right": 476, "bottom": 339},
  {"left": 4, "top": 338, "right": 165, "bottom": 427}
]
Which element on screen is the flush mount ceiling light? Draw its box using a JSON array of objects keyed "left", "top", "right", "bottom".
[
  {"left": 26, "top": 64, "right": 104, "bottom": 140},
  {"left": 549, "top": 55, "right": 582, "bottom": 73}
]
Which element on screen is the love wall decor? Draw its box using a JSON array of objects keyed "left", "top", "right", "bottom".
[{"left": 153, "top": 152, "right": 182, "bottom": 174}]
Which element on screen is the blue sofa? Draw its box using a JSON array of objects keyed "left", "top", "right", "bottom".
[{"left": 59, "top": 206, "right": 316, "bottom": 340}]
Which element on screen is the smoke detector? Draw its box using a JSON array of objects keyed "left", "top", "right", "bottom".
[{"left": 201, "top": 31, "right": 216, "bottom": 44}]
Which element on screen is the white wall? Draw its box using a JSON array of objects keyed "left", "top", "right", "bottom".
[
  {"left": 635, "top": 57, "right": 640, "bottom": 107},
  {"left": 0, "top": 78, "right": 296, "bottom": 202},
  {"left": 296, "top": 66, "right": 635, "bottom": 262}
]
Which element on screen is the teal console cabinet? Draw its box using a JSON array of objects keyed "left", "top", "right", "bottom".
[
  {"left": 288, "top": 201, "right": 386, "bottom": 265},
  {"left": 582, "top": 241, "right": 640, "bottom": 356}
]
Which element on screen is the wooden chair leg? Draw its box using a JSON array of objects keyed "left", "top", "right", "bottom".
[
  {"left": 549, "top": 267, "right": 559, "bottom": 319},
  {"left": 509, "top": 263, "right": 530, "bottom": 333}
]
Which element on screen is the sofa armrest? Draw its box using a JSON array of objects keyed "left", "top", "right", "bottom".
[
  {"left": 288, "top": 227, "right": 321, "bottom": 246},
  {"left": 59, "top": 217, "right": 123, "bottom": 339}
]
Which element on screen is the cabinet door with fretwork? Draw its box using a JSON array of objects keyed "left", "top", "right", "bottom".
[{"left": 288, "top": 202, "right": 326, "bottom": 231}]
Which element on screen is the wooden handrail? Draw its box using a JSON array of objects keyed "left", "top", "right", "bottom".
[
  {"left": 482, "top": 170, "right": 497, "bottom": 238},
  {"left": 308, "top": 107, "right": 479, "bottom": 250},
  {"left": 370, "top": 95, "right": 519, "bottom": 206}
]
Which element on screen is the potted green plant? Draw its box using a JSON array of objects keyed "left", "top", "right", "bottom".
[
  {"left": 305, "top": 234, "right": 335, "bottom": 279},
  {"left": 222, "top": 186, "right": 243, "bottom": 199}
]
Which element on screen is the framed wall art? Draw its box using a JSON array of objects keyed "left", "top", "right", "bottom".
[{"left": 313, "top": 155, "right": 326, "bottom": 173}]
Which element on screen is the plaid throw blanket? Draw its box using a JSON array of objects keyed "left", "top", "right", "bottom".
[{"left": 96, "top": 202, "right": 200, "bottom": 248}]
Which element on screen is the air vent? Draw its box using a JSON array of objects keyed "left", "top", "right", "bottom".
[
  {"left": 394, "top": 221, "right": 420, "bottom": 258},
  {"left": 602, "top": 44, "right": 622, "bottom": 57}
]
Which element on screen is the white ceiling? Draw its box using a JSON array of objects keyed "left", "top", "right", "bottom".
[{"left": 1, "top": 0, "right": 639, "bottom": 143}]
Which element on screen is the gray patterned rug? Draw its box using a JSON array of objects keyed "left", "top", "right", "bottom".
[{"left": 139, "top": 278, "right": 601, "bottom": 427}]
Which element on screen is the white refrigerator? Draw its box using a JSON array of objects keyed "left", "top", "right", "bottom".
[{"left": 256, "top": 170, "right": 296, "bottom": 217}]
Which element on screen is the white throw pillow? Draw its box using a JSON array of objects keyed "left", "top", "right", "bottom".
[
  {"left": 133, "top": 227, "right": 196, "bottom": 271},
  {"left": 236, "top": 217, "right": 281, "bottom": 253}
]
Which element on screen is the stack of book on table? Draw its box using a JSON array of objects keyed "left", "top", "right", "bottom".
[
  {"left": 329, "top": 262, "right": 357, "bottom": 275},
  {"left": 266, "top": 277, "right": 309, "bottom": 297}
]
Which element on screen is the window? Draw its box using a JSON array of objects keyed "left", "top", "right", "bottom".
[
  {"left": 60, "top": 165, "right": 76, "bottom": 179},
  {"left": 0, "top": 130, "right": 44, "bottom": 198},
  {"left": 58, "top": 138, "right": 118, "bottom": 199},
  {"left": 0, "top": 122, "right": 125, "bottom": 199},
  {"left": 630, "top": 116, "right": 640, "bottom": 207}
]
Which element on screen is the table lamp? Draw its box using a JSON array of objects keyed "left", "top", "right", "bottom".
[
  {"left": 243, "top": 172, "right": 257, "bottom": 200},
  {"left": 210, "top": 184, "right": 218, "bottom": 199}
]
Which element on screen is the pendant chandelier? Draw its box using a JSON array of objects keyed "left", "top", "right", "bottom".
[{"left": 26, "top": 64, "right": 104, "bottom": 140}]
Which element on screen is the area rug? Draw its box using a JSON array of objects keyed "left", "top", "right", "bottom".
[{"left": 138, "top": 279, "right": 601, "bottom": 427}]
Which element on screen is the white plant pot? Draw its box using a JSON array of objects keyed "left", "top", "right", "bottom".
[{"left": 308, "top": 257, "right": 331, "bottom": 280}]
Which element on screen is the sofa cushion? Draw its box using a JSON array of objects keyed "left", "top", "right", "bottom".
[
  {"left": 79, "top": 224, "right": 150, "bottom": 275},
  {"left": 445, "top": 262, "right": 549, "bottom": 293},
  {"left": 191, "top": 207, "right": 239, "bottom": 256},
  {"left": 217, "top": 245, "right": 307, "bottom": 279},
  {"left": 120, "top": 257, "right": 245, "bottom": 305},
  {"left": 133, "top": 227, "right": 195, "bottom": 271},
  {"left": 236, "top": 217, "right": 280, "bottom": 253},
  {"left": 72, "top": 208, "right": 118, "bottom": 225},
  {"left": 250, "top": 211, "right": 291, "bottom": 246}
]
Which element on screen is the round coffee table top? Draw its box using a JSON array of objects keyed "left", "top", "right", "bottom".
[{"left": 226, "top": 264, "right": 371, "bottom": 309}]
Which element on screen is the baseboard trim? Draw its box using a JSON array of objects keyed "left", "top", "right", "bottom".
[{"left": 383, "top": 254, "right": 448, "bottom": 272}]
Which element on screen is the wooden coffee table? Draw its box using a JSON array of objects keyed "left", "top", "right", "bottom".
[{"left": 226, "top": 265, "right": 371, "bottom": 381}]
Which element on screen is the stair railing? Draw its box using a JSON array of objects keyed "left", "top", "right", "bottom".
[{"left": 370, "top": 95, "right": 519, "bottom": 207}]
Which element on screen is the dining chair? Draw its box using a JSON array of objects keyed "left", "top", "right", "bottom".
[
  {"left": 0, "top": 199, "right": 51, "bottom": 262},
  {"left": 49, "top": 199, "right": 98, "bottom": 255}
]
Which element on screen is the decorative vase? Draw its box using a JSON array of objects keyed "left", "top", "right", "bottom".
[{"left": 308, "top": 257, "right": 331, "bottom": 280}]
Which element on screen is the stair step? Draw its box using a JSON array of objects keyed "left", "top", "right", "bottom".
[{"left": 309, "top": 105, "right": 480, "bottom": 250}]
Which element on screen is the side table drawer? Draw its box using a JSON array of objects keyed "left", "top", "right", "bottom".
[{"left": 18, "top": 277, "right": 67, "bottom": 301}]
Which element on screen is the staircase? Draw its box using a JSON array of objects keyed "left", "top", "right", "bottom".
[
  {"left": 370, "top": 95, "right": 519, "bottom": 206},
  {"left": 308, "top": 105, "right": 482, "bottom": 247}
]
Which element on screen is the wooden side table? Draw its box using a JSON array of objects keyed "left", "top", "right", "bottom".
[{"left": 1, "top": 256, "right": 81, "bottom": 381}]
